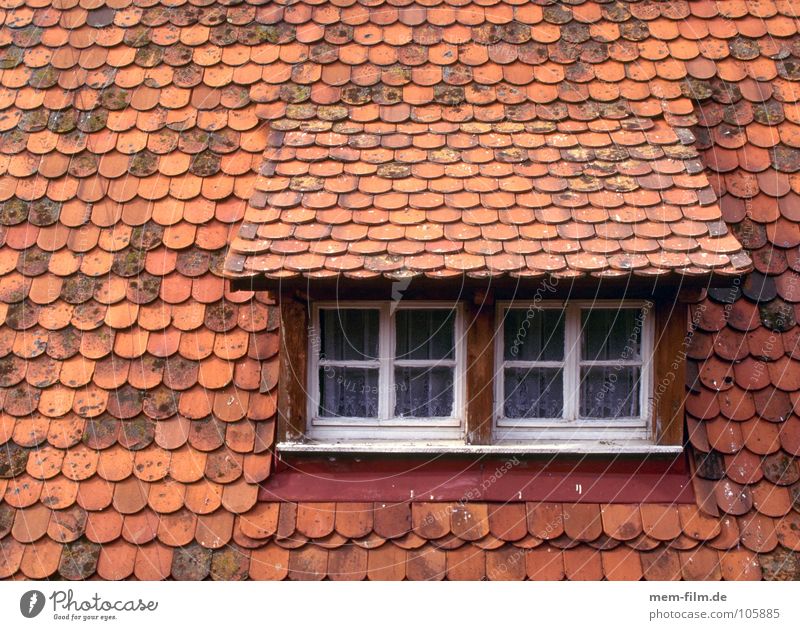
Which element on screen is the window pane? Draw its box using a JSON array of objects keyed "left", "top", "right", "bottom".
[
  {"left": 503, "top": 368, "right": 564, "bottom": 418},
  {"left": 318, "top": 367, "right": 379, "bottom": 417},
  {"left": 320, "top": 309, "right": 379, "bottom": 361},
  {"left": 579, "top": 366, "right": 640, "bottom": 418},
  {"left": 581, "top": 308, "right": 643, "bottom": 362},
  {"left": 503, "top": 309, "right": 565, "bottom": 361},
  {"left": 395, "top": 309, "right": 455, "bottom": 361},
  {"left": 394, "top": 367, "right": 454, "bottom": 417}
]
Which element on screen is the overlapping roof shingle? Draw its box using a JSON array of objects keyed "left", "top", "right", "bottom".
[
  {"left": 0, "top": 0, "right": 799, "bottom": 580},
  {"left": 222, "top": 0, "right": 753, "bottom": 280}
]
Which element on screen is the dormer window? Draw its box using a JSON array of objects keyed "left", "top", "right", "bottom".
[{"left": 276, "top": 295, "right": 681, "bottom": 452}]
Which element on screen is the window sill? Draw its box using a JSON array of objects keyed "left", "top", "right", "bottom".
[{"left": 276, "top": 440, "right": 683, "bottom": 455}]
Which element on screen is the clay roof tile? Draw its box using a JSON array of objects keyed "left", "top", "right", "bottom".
[{"left": 0, "top": 0, "right": 796, "bottom": 582}]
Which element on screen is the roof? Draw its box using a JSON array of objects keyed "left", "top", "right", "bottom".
[
  {"left": 0, "top": 0, "right": 798, "bottom": 581},
  {"left": 222, "top": 0, "right": 753, "bottom": 281}
]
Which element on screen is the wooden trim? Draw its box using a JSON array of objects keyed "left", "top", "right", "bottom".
[
  {"left": 465, "top": 295, "right": 494, "bottom": 445},
  {"left": 277, "top": 442, "right": 683, "bottom": 455},
  {"left": 260, "top": 453, "right": 693, "bottom": 503},
  {"left": 653, "top": 300, "right": 688, "bottom": 446},
  {"left": 231, "top": 273, "right": 731, "bottom": 296},
  {"left": 277, "top": 294, "right": 309, "bottom": 443}
]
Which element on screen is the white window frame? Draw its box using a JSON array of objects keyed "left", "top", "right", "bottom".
[
  {"left": 494, "top": 300, "right": 654, "bottom": 443},
  {"left": 307, "top": 301, "right": 465, "bottom": 442}
]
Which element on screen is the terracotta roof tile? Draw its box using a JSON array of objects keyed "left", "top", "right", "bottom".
[
  {"left": 134, "top": 541, "right": 174, "bottom": 581},
  {"left": 0, "top": 0, "right": 797, "bottom": 581},
  {"left": 123, "top": 509, "right": 161, "bottom": 545},
  {"left": 334, "top": 503, "right": 373, "bottom": 539},
  {"left": 224, "top": 4, "right": 751, "bottom": 282},
  {"left": 720, "top": 549, "right": 762, "bottom": 580},
  {"left": 640, "top": 547, "right": 682, "bottom": 581},
  {"left": 95, "top": 539, "right": 134, "bottom": 580},
  {"left": 563, "top": 546, "right": 604, "bottom": 581}
]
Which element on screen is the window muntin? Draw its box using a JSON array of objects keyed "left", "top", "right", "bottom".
[
  {"left": 496, "top": 301, "right": 653, "bottom": 439},
  {"left": 309, "top": 302, "right": 464, "bottom": 440}
]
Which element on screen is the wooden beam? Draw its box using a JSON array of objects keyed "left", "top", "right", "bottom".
[
  {"left": 231, "top": 273, "right": 721, "bottom": 298},
  {"left": 277, "top": 295, "right": 309, "bottom": 443},
  {"left": 652, "top": 300, "right": 688, "bottom": 446},
  {"left": 465, "top": 297, "right": 495, "bottom": 445}
]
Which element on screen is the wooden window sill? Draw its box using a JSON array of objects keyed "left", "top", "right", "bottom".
[{"left": 276, "top": 440, "right": 684, "bottom": 455}]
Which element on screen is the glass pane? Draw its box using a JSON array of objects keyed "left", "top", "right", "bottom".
[
  {"left": 394, "top": 367, "right": 454, "bottom": 417},
  {"left": 318, "top": 367, "right": 379, "bottom": 417},
  {"left": 395, "top": 309, "right": 455, "bottom": 361},
  {"left": 503, "top": 309, "right": 565, "bottom": 361},
  {"left": 581, "top": 308, "right": 643, "bottom": 362},
  {"left": 503, "top": 368, "right": 564, "bottom": 418},
  {"left": 579, "top": 366, "right": 640, "bottom": 418},
  {"left": 319, "top": 309, "right": 379, "bottom": 361}
]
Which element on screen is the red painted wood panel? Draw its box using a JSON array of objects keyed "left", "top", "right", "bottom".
[{"left": 260, "top": 454, "right": 694, "bottom": 503}]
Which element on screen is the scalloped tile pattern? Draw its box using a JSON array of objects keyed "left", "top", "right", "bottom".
[
  {"left": 0, "top": 0, "right": 798, "bottom": 581},
  {"left": 0, "top": 0, "right": 279, "bottom": 580},
  {"left": 222, "top": 0, "right": 752, "bottom": 280},
  {"left": 679, "top": 0, "right": 800, "bottom": 582}
]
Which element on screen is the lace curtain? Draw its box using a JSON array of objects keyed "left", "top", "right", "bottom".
[{"left": 504, "top": 367, "right": 564, "bottom": 419}]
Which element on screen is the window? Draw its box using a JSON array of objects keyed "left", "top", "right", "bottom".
[
  {"left": 495, "top": 301, "right": 654, "bottom": 442},
  {"left": 307, "top": 302, "right": 464, "bottom": 441},
  {"left": 278, "top": 295, "right": 682, "bottom": 452}
]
